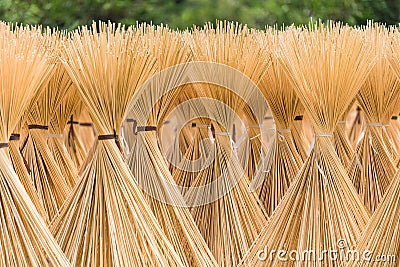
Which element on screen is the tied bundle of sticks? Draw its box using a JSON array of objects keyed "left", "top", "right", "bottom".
[
  {"left": 181, "top": 97, "right": 268, "bottom": 266},
  {"left": 346, "top": 25, "right": 400, "bottom": 266},
  {"left": 50, "top": 22, "right": 186, "bottom": 266},
  {"left": 0, "top": 22, "right": 71, "bottom": 266},
  {"left": 248, "top": 30, "right": 304, "bottom": 216},
  {"left": 241, "top": 22, "right": 374, "bottom": 266},
  {"left": 347, "top": 23, "right": 400, "bottom": 214},
  {"left": 183, "top": 21, "right": 269, "bottom": 266},
  {"left": 126, "top": 25, "right": 218, "bottom": 266},
  {"left": 22, "top": 53, "right": 73, "bottom": 222}
]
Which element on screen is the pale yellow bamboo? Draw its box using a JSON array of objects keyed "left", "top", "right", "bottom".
[
  {"left": 50, "top": 21, "right": 185, "bottom": 266},
  {"left": 0, "top": 22, "right": 71, "bottom": 267},
  {"left": 241, "top": 22, "right": 373, "bottom": 266},
  {"left": 347, "top": 24, "right": 399, "bottom": 213}
]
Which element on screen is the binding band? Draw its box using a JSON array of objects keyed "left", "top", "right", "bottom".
[
  {"left": 264, "top": 116, "right": 273, "bottom": 120},
  {"left": 98, "top": 130, "right": 123, "bottom": 152},
  {"left": 391, "top": 116, "right": 398, "bottom": 120},
  {"left": 136, "top": 126, "right": 157, "bottom": 133},
  {"left": 67, "top": 115, "right": 79, "bottom": 125},
  {"left": 67, "top": 116, "right": 79, "bottom": 124},
  {"left": 79, "top": 122, "right": 93, "bottom": 127},
  {"left": 131, "top": 119, "right": 157, "bottom": 135},
  {"left": 28, "top": 124, "right": 48, "bottom": 130},
  {"left": 307, "top": 132, "right": 334, "bottom": 155},
  {"left": 0, "top": 143, "right": 8, "bottom": 149},
  {"left": 98, "top": 134, "right": 117, "bottom": 141},
  {"left": 9, "top": 133, "right": 20, "bottom": 141},
  {"left": 294, "top": 115, "right": 303, "bottom": 121}
]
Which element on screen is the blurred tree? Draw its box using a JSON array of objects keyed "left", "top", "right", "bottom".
[{"left": 0, "top": 0, "right": 397, "bottom": 29}]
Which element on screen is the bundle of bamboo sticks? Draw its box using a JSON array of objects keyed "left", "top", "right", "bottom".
[{"left": 3, "top": 19, "right": 400, "bottom": 267}]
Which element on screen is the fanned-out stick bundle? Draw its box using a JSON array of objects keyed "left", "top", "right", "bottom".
[
  {"left": 181, "top": 22, "right": 270, "bottom": 266},
  {"left": 344, "top": 27, "right": 400, "bottom": 266},
  {"left": 241, "top": 22, "right": 374, "bottom": 266},
  {"left": 347, "top": 24, "right": 400, "bottom": 214},
  {"left": 333, "top": 99, "right": 355, "bottom": 167},
  {"left": 0, "top": 22, "right": 71, "bottom": 266},
  {"left": 50, "top": 22, "right": 186, "bottom": 266},
  {"left": 184, "top": 114, "right": 268, "bottom": 267},
  {"left": 249, "top": 31, "right": 303, "bottom": 216},
  {"left": 22, "top": 58, "right": 73, "bottom": 222},
  {"left": 126, "top": 26, "right": 218, "bottom": 267},
  {"left": 5, "top": 18, "right": 400, "bottom": 267}
]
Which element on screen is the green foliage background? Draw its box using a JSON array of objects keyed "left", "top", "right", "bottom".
[{"left": 0, "top": 0, "right": 398, "bottom": 29}]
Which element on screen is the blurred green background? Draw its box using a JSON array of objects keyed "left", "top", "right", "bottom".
[{"left": 0, "top": 0, "right": 398, "bottom": 29}]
